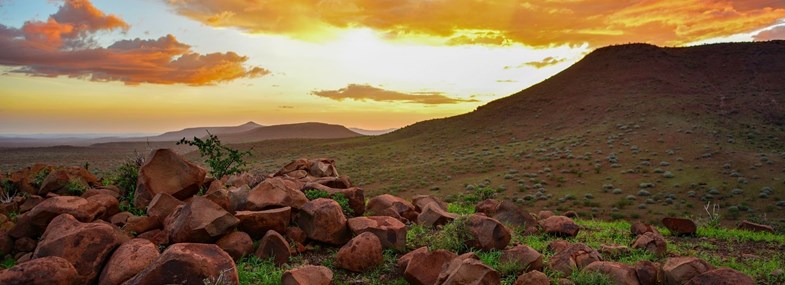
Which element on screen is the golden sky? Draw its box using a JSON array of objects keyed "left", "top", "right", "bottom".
[{"left": 1, "top": 0, "right": 784, "bottom": 134}]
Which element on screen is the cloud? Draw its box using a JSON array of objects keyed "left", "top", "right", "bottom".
[
  {"left": 754, "top": 25, "right": 785, "bottom": 40},
  {"left": 311, "top": 84, "right": 478, "bottom": 105},
  {"left": 0, "top": 0, "right": 268, "bottom": 85},
  {"left": 166, "top": 0, "right": 785, "bottom": 47},
  {"left": 525, "top": 57, "right": 568, "bottom": 69}
]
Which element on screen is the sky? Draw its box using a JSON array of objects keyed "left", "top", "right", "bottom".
[{"left": 1, "top": 0, "right": 784, "bottom": 135}]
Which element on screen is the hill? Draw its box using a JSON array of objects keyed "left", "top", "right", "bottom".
[
  {"left": 142, "top": 121, "right": 263, "bottom": 142},
  {"left": 349, "top": 127, "right": 398, "bottom": 136},
  {"left": 217, "top": 122, "right": 362, "bottom": 144}
]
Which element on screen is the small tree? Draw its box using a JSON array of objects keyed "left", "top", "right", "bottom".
[{"left": 177, "top": 132, "right": 251, "bottom": 179}]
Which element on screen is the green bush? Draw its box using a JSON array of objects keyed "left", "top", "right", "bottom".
[
  {"left": 64, "top": 180, "right": 87, "bottom": 196},
  {"left": 177, "top": 132, "right": 251, "bottom": 179},
  {"left": 430, "top": 216, "right": 471, "bottom": 253},
  {"left": 32, "top": 168, "right": 50, "bottom": 188},
  {"left": 303, "top": 189, "right": 353, "bottom": 217},
  {"left": 461, "top": 186, "right": 496, "bottom": 204},
  {"left": 104, "top": 152, "right": 145, "bottom": 216}
]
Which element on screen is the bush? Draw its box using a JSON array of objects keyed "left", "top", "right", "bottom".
[
  {"left": 430, "top": 216, "right": 470, "bottom": 253},
  {"left": 303, "top": 189, "right": 353, "bottom": 217},
  {"left": 177, "top": 132, "right": 251, "bottom": 179},
  {"left": 461, "top": 186, "right": 496, "bottom": 204},
  {"left": 105, "top": 152, "right": 145, "bottom": 216},
  {"left": 32, "top": 168, "right": 51, "bottom": 188},
  {"left": 64, "top": 180, "right": 87, "bottom": 195}
]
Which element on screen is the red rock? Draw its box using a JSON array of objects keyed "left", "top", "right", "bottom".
[
  {"left": 86, "top": 194, "right": 120, "bottom": 220},
  {"left": 7, "top": 214, "right": 36, "bottom": 239},
  {"left": 538, "top": 211, "right": 554, "bottom": 220},
  {"left": 310, "top": 175, "right": 353, "bottom": 189},
  {"left": 227, "top": 185, "right": 250, "bottom": 212},
  {"left": 133, "top": 149, "right": 206, "bottom": 208},
  {"left": 412, "top": 194, "right": 448, "bottom": 212},
  {"left": 598, "top": 245, "right": 631, "bottom": 259},
  {"left": 548, "top": 240, "right": 572, "bottom": 253},
  {"left": 32, "top": 214, "right": 122, "bottom": 284},
  {"left": 282, "top": 265, "right": 333, "bottom": 285},
  {"left": 295, "top": 198, "right": 350, "bottom": 245},
  {"left": 256, "top": 230, "right": 291, "bottom": 266},
  {"left": 493, "top": 201, "right": 539, "bottom": 229},
  {"left": 14, "top": 237, "right": 36, "bottom": 252},
  {"left": 548, "top": 243, "right": 602, "bottom": 276},
  {"left": 27, "top": 196, "right": 105, "bottom": 230},
  {"left": 335, "top": 232, "right": 383, "bottom": 272},
  {"left": 583, "top": 261, "right": 640, "bottom": 285},
  {"left": 436, "top": 257, "right": 501, "bottom": 285},
  {"left": 205, "top": 188, "right": 231, "bottom": 211},
  {"left": 540, "top": 216, "right": 580, "bottom": 237},
  {"left": 275, "top": 159, "right": 310, "bottom": 177},
  {"left": 631, "top": 222, "right": 660, "bottom": 236},
  {"left": 663, "top": 257, "right": 713, "bottom": 285},
  {"left": 224, "top": 173, "right": 255, "bottom": 188},
  {"left": 82, "top": 188, "right": 120, "bottom": 199},
  {"left": 236, "top": 207, "right": 292, "bottom": 239},
  {"left": 217, "top": 231, "right": 254, "bottom": 261},
  {"left": 39, "top": 166, "right": 98, "bottom": 196},
  {"left": 631, "top": 232, "right": 667, "bottom": 256},
  {"left": 465, "top": 214, "right": 511, "bottom": 251},
  {"left": 475, "top": 199, "right": 501, "bottom": 216},
  {"left": 418, "top": 203, "right": 458, "bottom": 228},
  {"left": 122, "top": 243, "right": 238, "bottom": 285},
  {"left": 246, "top": 177, "right": 308, "bottom": 210},
  {"left": 7, "top": 164, "right": 51, "bottom": 195},
  {"left": 286, "top": 226, "right": 307, "bottom": 244},
  {"left": 0, "top": 256, "right": 79, "bottom": 285},
  {"left": 366, "top": 194, "right": 418, "bottom": 223},
  {"left": 685, "top": 268, "right": 755, "bottom": 285},
  {"left": 514, "top": 270, "right": 550, "bottom": 285},
  {"left": 403, "top": 249, "right": 457, "bottom": 285},
  {"left": 146, "top": 192, "right": 184, "bottom": 222},
  {"left": 136, "top": 229, "right": 169, "bottom": 246},
  {"left": 563, "top": 211, "right": 578, "bottom": 218},
  {"left": 165, "top": 196, "right": 239, "bottom": 243},
  {"left": 18, "top": 195, "right": 44, "bottom": 213},
  {"left": 737, "top": 220, "right": 774, "bottom": 233},
  {"left": 123, "top": 215, "right": 162, "bottom": 235},
  {"left": 661, "top": 217, "right": 697, "bottom": 236},
  {"left": 110, "top": 212, "right": 133, "bottom": 227},
  {"left": 0, "top": 231, "right": 12, "bottom": 256},
  {"left": 98, "top": 238, "right": 159, "bottom": 285},
  {"left": 308, "top": 159, "right": 339, "bottom": 177},
  {"left": 348, "top": 216, "right": 407, "bottom": 251},
  {"left": 397, "top": 246, "right": 429, "bottom": 273},
  {"left": 331, "top": 187, "right": 365, "bottom": 216},
  {"left": 635, "top": 261, "right": 663, "bottom": 285},
  {"left": 501, "top": 245, "right": 544, "bottom": 273}
]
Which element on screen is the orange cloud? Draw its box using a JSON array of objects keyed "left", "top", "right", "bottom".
[
  {"left": 168, "top": 0, "right": 785, "bottom": 47},
  {"left": 754, "top": 25, "right": 785, "bottom": 40},
  {"left": 312, "top": 84, "right": 478, "bottom": 105},
  {"left": 0, "top": 0, "right": 268, "bottom": 85}
]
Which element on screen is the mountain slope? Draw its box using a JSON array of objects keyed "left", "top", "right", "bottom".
[
  {"left": 218, "top": 122, "right": 362, "bottom": 143},
  {"left": 142, "top": 121, "right": 263, "bottom": 142}
]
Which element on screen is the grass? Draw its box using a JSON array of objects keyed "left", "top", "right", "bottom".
[{"left": 236, "top": 256, "right": 286, "bottom": 285}]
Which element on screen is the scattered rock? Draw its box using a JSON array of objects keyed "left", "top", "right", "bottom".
[
  {"left": 412, "top": 194, "right": 448, "bottom": 212},
  {"left": 282, "top": 265, "right": 333, "bottom": 285},
  {"left": 246, "top": 177, "right": 308, "bottom": 210},
  {"left": 631, "top": 222, "right": 660, "bottom": 236},
  {"left": 662, "top": 217, "right": 696, "bottom": 236},
  {"left": 335, "top": 232, "right": 383, "bottom": 272},
  {"left": 348, "top": 216, "right": 407, "bottom": 251},
  {"left": 216, "top": 231, "right": 254, "bottom": 261},
  {"left": 136, "top": 229, "right": 169, "bottom": 246},
  {"left": 85, "top": 194, "right": 120, "bottom": 220},
  {"left": 417, "top": 203, "right": 458, "bottom": 228},
  {"left": 538, "top": 211, "right": 554, "bottom": 220},
  {"left": 631, "top": 232, "right": 667, "bottom": 256},
  {"left": 475, "top": 199, "right": 501, "bottom": 216},
  {"left": 403, "top": 249, "right": 457, "bottom": 285},
  {"left": 39, "top": 166, "right": 98, "bottom": 196},
  {"left": 123, "top": 243, "right": 238, "bottom": 285},
  {"left": 493, "top": 200, "right": 539, "bottom": 231},
  {"left": 235, "top": 207, "right": 291, "bottom": 239},
  {"left": 295, "top": 198, "right": 350, "bottom": 245},
  {"left": 548, "top": 243, "right": 602, "bottom": 276},
  {"left": 540, "top": 216, "right": 580, "bottom": 237},
  {"left": 0, "top": 256, "right": 79, "bottom": 285},
  {"left": 436, "top": 257, "right": 501, "bottom": 285},
  {"left": 134, "top": 149, "right": 206, "bottom": 208},
  {"left": 256, "top": 230, "right": 291, "bottom": 266},
  {"left": 599, "top": 245, "right": 631, "bottom": 259},
  {"left": 164, "top": 196, "right": 239, "bottom": 243},
  {"left": 397, "top": 246, "right": 428, "bottom": 274},
  {"left": 634, "top": 261, "right": 663, "bottom": 285},
  {"left": 146, "top": 192, "right": 184, "bottom": 222},
  {"left": 366, "top": 194, "right": 418, "bottom": 223},
  {"left": 27, "top": 196, "right": 105, "bottom": 230},
  {"left": 500, "top": 245, "right": 544, "bottom": 273},
  {"left": 737, "top": 220, "right": 774, "bottom": 233},
  {"left": 685, "top": 268, "right": 754, "bottom": 285},
  {"left": 547, "top": 240, "right": 572, "bottom": 253},
  {"left": 663, "top": 257, "right": 713, "bottom": 285},
  {"left": 583, "top": 261, "right": 640, "bottom": 285},
  {"left": 14, "top": 236, "right": 36, "bottom": 252},
  {"left": 464, "top": 214, "right": 511, "bottom": 251},
  {"left": 98, "top": 238, "right": 159, "bottom": 285},
  {"left": 514, "top": 270, "right": 550, "bottom": 285},
  {"left": 123, "top": 215, "right": 162, "bottom": 235}
]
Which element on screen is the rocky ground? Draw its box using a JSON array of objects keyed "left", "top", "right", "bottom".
[{"left": 0, "top": 150, "right": 783, "bottom": 285}]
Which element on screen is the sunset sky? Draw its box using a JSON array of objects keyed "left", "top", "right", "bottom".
[{"left": 1, "top": 0, "right": 784, "bottom": 135}]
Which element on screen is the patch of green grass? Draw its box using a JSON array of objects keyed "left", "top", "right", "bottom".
[
  {"left": 64, "top": 179, "right": 87, "bottom": 195},
  {"left": 303, "top": 189, "right": 354, "bottom": 217},
  {"left": 696, "top": 227, "right": 785, "bottom": 244},
  {"left": 32, "top": 168, "right": 50, "bottom": 188},
  {"left": 235, "top": 256, "right": 285, "bottom": 285},
  {"left": 1, "top": 256, "right": 15, "bottom": 269},
  {"left": 697, "top": 251, "right": 785, "bottom": 284},
  {"left": 447, "top": 203, "right": 475, "bottom": 215},
  {"left": 570, "top": 270, "right": 613, "bottom": 285},
  {"left": 429, "top": 216, "right": 470, "bottom": 253}
]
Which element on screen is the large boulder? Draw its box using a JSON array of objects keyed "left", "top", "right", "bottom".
[
  {"left": 335, "top": 232, "right": 383, "bottom": 272},
  {"left": 412, "top": 195, "right": 448, "bottom": 212},
  {"left": 631, "top": 232, "right": 667, "bottom": 256},
  {"left": 582, "top": 261, "right": 640, "bottom": 285},
  {"left": 133, "top": 149, "right": 206, "bottom": 208},
  {"left": 164, "top": 196, "right": 239, "bottom": 243},
  {"left": 7, "top": 164, "right": 51, "bottom": 195},
  {"left": 418, "top": 203, "right": 458, "bottom": 228},
  {"left": 540, "top": 216, "right": 580, "bottom": 237},
  {"left": 500, "top": 245, "right": 544, "bottom": 273},
  {"left": 684, "top": 268, "right": 755, "bottom": 285},
  {"left": 294, "top": 198, "right": 350, "bottom": 245},
  {"left": 246, "top": 177, "right": 308, "bottom": 210},
  {"left": 631, "top": 222, "right": 660, "bottom": 236},
  {"left": 348, "top": 216, "right": 407, "bottom": 251},
  {"left": 146, "top": 193, "right": 184, "bottom": 222},
  {"left": 403, "top": 249, "right": 457, "bottom": 285},
  {"left": 98, "top": 238, "right": 159, "bottom": 285},
  {"left": 436, "top": 257, "right": 501, "bottom": 285},
  {"left": 123, "top": 243, "right": 238, "bottom": 285},
  {"left": 27, "top": 196, "right": 105, "bottom": 230},
  {"left": 464, "top": 214, "right": 511, "bottom": 251},
  {"left": 256, "top": 230, "right": 291, "bottom": 266},
  {"left": 216, "top": 231, "right": 254, "bottom": 261},
  {"left": 0, "top": 256, "right": 79, "bottom": 285},
  {"left": 86, "top": 194, "right": 120, "bottom": 220},
  {"left": 235, "top": 207, "right": 291, "bottom": 239},
  {"left": 32, "top": 214, "right": 122, "bottom": 284},
  {"left": 493, "top": 201, "right": 539, "bottom": 230},
  {"left": 514, "top": 270, "right": 550, "bottom": 285},
  {"left": 548, "top": 243, "right": 602, "bottom": 276},
  {"left": 635, "top": 261, "right": 663, "bottom": 285},
  {"left": 366, "top": 194, "right": 418, "bottom": 223},
  {"left": 282, "top": 265, "right": 333, "bottom": 285},
  {"left": 661, "top": 217, "right": 697, "bottom": 236},
  {"left": 474, "top": 199, "right": 501, "bottom": 216},
  {"left": 663, "top": 257, "right": 713, "bottom": 285},
  {"left": 38, "top": 166, "right": 98, "bottom": 196}
]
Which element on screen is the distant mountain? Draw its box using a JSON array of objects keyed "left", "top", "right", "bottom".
[
  {"left": 218, "top": 122, "right": 362, "bottom": 143},
  {"left": 140, "top": 121, "right": 263, "bottom": 142},
  {"left": 349, "top": 127, "right": 398, "bottom": 136}
]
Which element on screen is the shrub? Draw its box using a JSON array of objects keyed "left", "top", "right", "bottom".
[
  {"left": 32, "top": 168, "right": 51, "bottom": 188},
  {"left": 105, "top": 152, "right": 145, "bottom": 216},
  {"left": 177, "top": 132, "right": 251, "bottom": 179},
  {"left": 430, "top": 216, "right": 470, "bottom": 253},
  {"left": 461, "top": 186, "right": 496, "bottom": 204},
  {"left": 64, "top": 180, "right": 87, "bottom": 196},
  {"left": 303, "top": 189, "right": 353, "bottom": 217}
]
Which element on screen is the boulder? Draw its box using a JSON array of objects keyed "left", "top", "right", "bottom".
[
  {"left": 256, "top": 230, "right": 291, "bottom": 266},
  {"left": 235, "top": 207, "right": 291, "bottom": 239},
  {"left": 631, "top": 232, "right": 667, "bottom": 256},
  {"left": 309, "top": 176, "right": 353, "bottom": 189},
  {"left": 32, "top": 214, "right": 122, "bottom": 284},
  {"left": 663, "top": 257, "right": 713, "bottom": 285},
  {"left": 275, "top": 159, "right": 310, "bottom": 176},
  {"left": 227, "top": 185, "right": 250, "bottom": 212},
  {"left": 331, "top": 187, "right": 365, "bottom": 216},
  {"left": 145, "top": 193, "right": 184, "bottom": 222},
  {"left": 514, "top": 270, "right": 550, "bottom": 285},
  {"left": 412, "top": 195, "right": 448, "bottom": 212},
  {"left": 122, "top": 243, "right": 238, "bottom": 285},
  {"left": 366, "top": 194, "right": 418, "bottom": 223},
  {"left": 308, "top": 159, "right": 340, "bottom": 177},
  {"left": 282, "top": 265, "right": 333, "bottom": 285},
  {"left": 109, "top": 212, "right": 133, "bottom": 228},
  {"left": 335, "top": 232, "right": 383, "bottom": 272},
  {"left": 540, "top": 216, "right": 580, "bottom": 237},
  {"left": 631, "top": 222, "right": 660, "bottom": 236},
  {"left": 8, "top": 164, "right": 51, "bottom": 195},
  {"left": 537, "top": 211, "right": 554, "bottom": 220},
  {"left": 133, "top": 149, "right": 206, "bottom": 208},
  {"left": 216, "top": 231, "right": 254, "bottom": 261},
  {"left": 205, "top": 188, "right": 232, "bottom": 212},
  {"left": 0, "top": 256, "right": 79, "bottom": 285},
  {"left": 500, "top": 245, "right": 544, "bottom": 273},
  {"left": 548, "top": 243, "right": 602, "bottom": 276},
  {"left": 39, "top": 166, "right": 98, "bottom": 195},
  {"left": 98, "top": 238, "right": 159, "bottom": 285},
  {"left": 465, "top": 214, "right": 511, "bottom": 251},
  {"left": 18, "top": 195, "right": 44, "bottom": 213},
  {"left": 685, "top": 268, "right": 755, "bottom": 285},
  {"left": 82, "top": 188, "right": 120, "bottom": 199},
  {"left": 583, "top": 261, "right": 640, "bottom": 285},
  {"left": 0, "top": 231, "right": 12, "bottom": 256},
  {"left": 397, "top": 246, "right": 429, "bottom": 274},
  {"left": 286, "top": 226, "right": 308, "bottom": 244},
  {"left": 436, "top": 257, "right": 501, "bottom": 285},
  {"left": 246, "top": 177, "right": 308, "bottom": 210},
  {"left": 493, "top": 201, "right": 539, "bottom": 230},
  {"left": 165, "top": 196, "right": 239, "bottom": 243},
  {"left": 136, "top": 229, "right": 169, "bottom": 246},
  {"left": 347, "top": 216, "right": 407, "bottom": 251},
  {"left": 475, "top": 199, "right": 501, "bottom": 216},
  {"left": 737, "top": 220, "right": 774, "bottom": 233},
  {"left": 27, "top": 196, "right": 105, "bottom": 230},
  {"left": 294, "top": 198, "right": 350, "bottom": 245},
  {"left": 547, "top": 240, "right": 572, "bottom": 253},
  {"left": 14, "top": 237, "right": 36, "bottom": 252},
  {"left": 661, "top": 217, "right": 696, "bottom": 236},
  {"left": 418, "top": 203, "right": 458, "bottom": 228},
  {"left": 635, "top": 261, "right": 663, "bottom": 285},
  {"left": 403, "top": 249, "right": 457, "bottom": 285},
  {"left": 598, "top": 245, "right": 631, "bottom": 259},
  {"left": 123, "top": 215, "right": 162, "bottom": 235}
]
